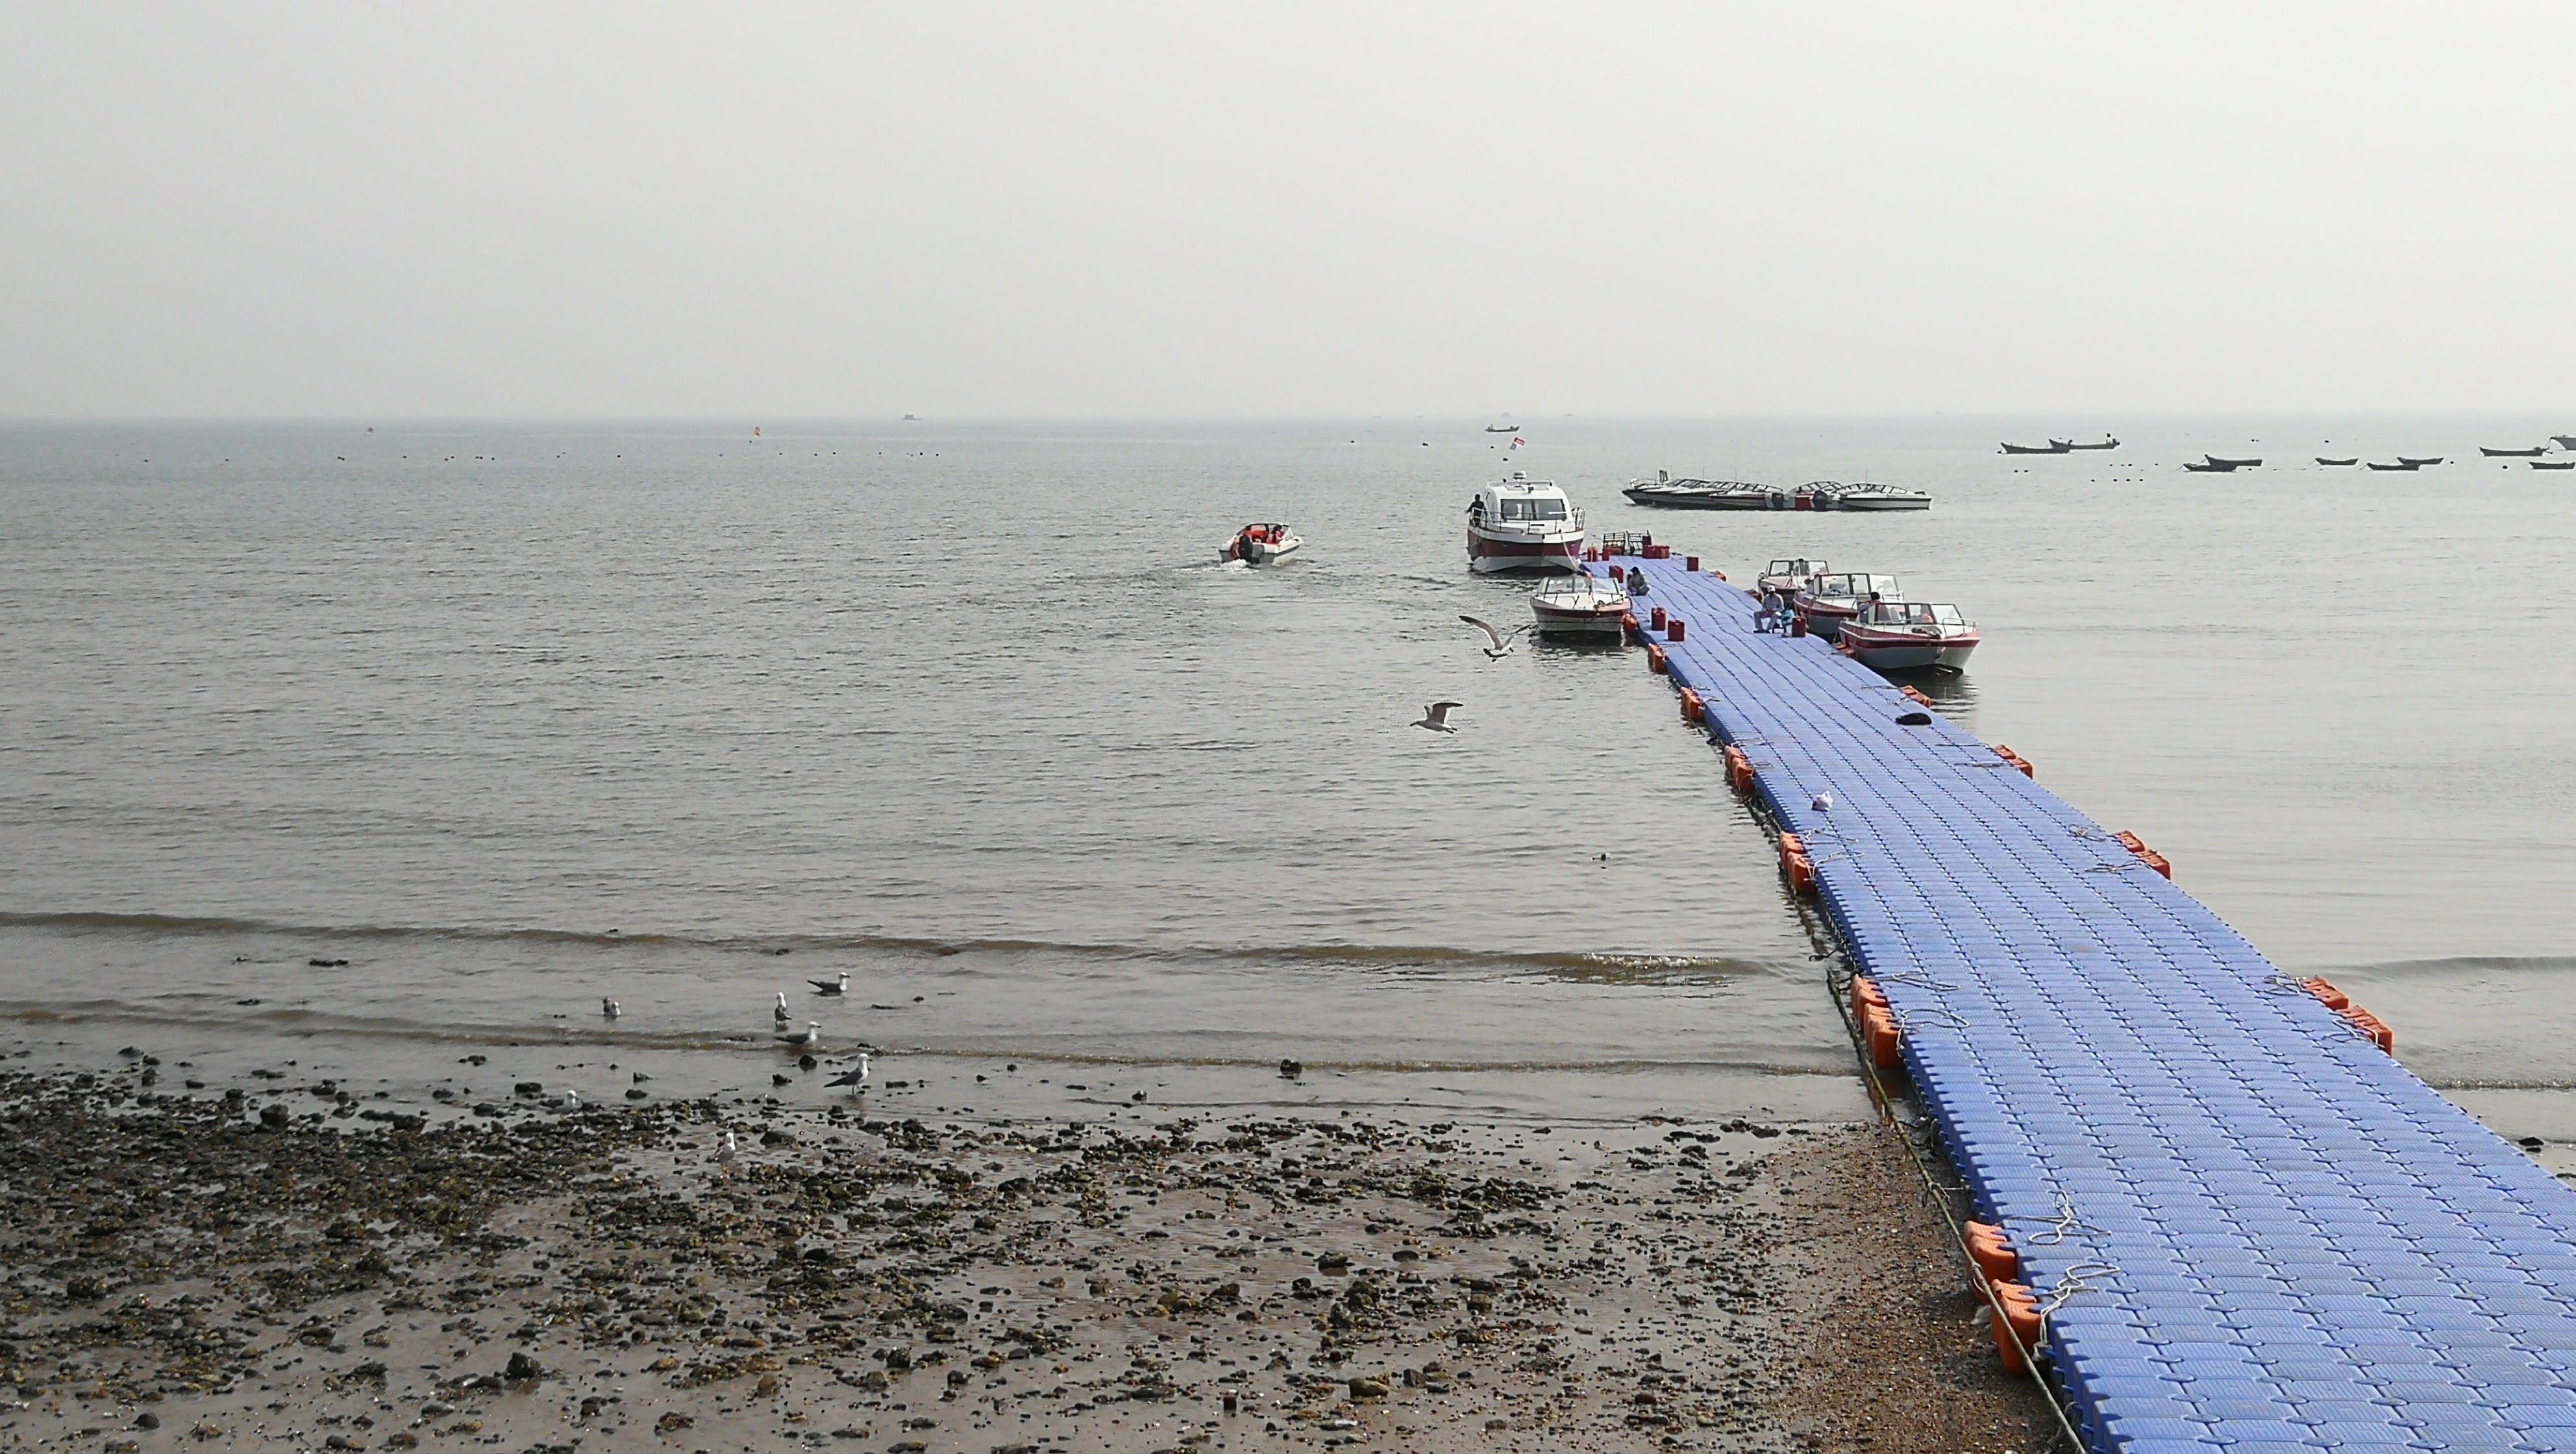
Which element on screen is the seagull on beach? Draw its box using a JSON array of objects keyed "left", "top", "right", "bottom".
[
  {"left": 1458, "top": 615, "right": 1530, "bottom": 659},
  {"left": 1413, "top": 701, "right": 1463, "bottom": 733},
  {"left": 775, "top": 1020, "right": 823, "bottom": 1049},
  {"left": 772, "top": 992, "right": 791, "bottom": 1025},
  {"left": 826, "top": 1051, "right": 874, "bottom": 1091},
  {"left": 601, "top": 998, "right": 619, "bottom": 1018},
  {"left": 715, "top": 1129, "right": 739, "bottom": 1176},
  {"left": 809, "top": 972, "right": 850, "bottom": 996}
]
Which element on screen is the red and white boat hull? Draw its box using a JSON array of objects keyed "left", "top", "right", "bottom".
[
  {"left": 1467, "top": 527, "right": 1586, "bottom": 573},
  {"left": 1794, "top": 597, "right": 1863, "bottom": 640}
]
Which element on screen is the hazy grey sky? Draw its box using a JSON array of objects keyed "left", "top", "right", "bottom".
[{"left": 6, "top": 4, "right": 2572, "bottom": 417}]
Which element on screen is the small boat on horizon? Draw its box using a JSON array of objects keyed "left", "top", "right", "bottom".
[
  {"left": 2050, "top": 436, "right": 2120, "bottom": 451},
  {"left": 2183, "top": 460, "right": 2238, "bottom": 472},
  {"left": 2482, "top": 446, "right": 2546, "bottom": 457},
  {"left": 2205, "top": 454, "right": 2263, "bottom": 469},
  {"left": 1840, "top": 600, "right": 1980, "bottom": 672},
  {"left": 2398, "top": 456, "right": 2444, "bottom": 467},
  {"left": 1466, "top": 473, "right": 1587, "bottom": 574},
  {"left": 1623, "top": 471, "right": 1773, "bottom": 510},
  {"left": 1485, "top": 423, "right": 1520, "bottom": 433},
  {"left": 2001, "top": 441, "right": 2072, "bottom": 454},
  {"left": 2316, "top": 457, "right": 2358, "bottom": 466},
  {"left": 1530, "top": 571, "right": 1629, "bottom": 635},
  {"left": 1220, "top": 523, "right": 1302, "bottom": 564},
  {"left": 2366, "top": 461, "right": 2422, "bottom": 471},
  {"left": 2533, "top": 460, "right": 2576, "bottom": 471},
  {"left": 2554, "top": 436, "right": 2576, "bottom": 450}
]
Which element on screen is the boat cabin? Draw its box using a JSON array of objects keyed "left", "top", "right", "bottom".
[
  {"left": 1765, "top": 558, "right": 1827, "bottom": 582},
  {"left": 1856, "top": 601, "right": 1967, "bottom": 629},
  {"left": 1807, "top": 572, "right": 1902, "bottom": 602},
  {"left": 1468, "top": 473, "right": 1576, "bottom": 526}
]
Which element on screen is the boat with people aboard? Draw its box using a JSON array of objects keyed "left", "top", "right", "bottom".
[
  {"left": 1839, "top": 599, "right": 1981, "bottom": 672},
  {"left": 1465, "top": 473, "right": 1587, "bottom": 574},
  {"left": 1792, "top": 571, "right": 1903, "bottom": 641},
  {"left": 1219, "top": 523, "right": 1302, "bottom": 564},
  {"left": 1622, "top": 471, "right": 1774, "bottom": 509},
  {"left": 1759, "top": 557, "right": 1828, "bottom": 597},
  {"left": 1529, "top": 570, "right": 1630, "bottom": 636}
]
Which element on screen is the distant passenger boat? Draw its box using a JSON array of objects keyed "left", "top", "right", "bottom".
[
  {"left": 2316, "top": 457, "right": 2358, "bottom": 466},
  {"left": 2000, "top": 441, "right": 2072, "bottom": 454},
  {"left": 2204, "top": 454, "right": 2262, "bottom": 468},
  {"left": 2366, "top": 461, "right": 2421, "bottom": 471},
  {"left": 1622, "top": 471, "right": 1774, "bottom": 510},
  {"left": 2481, "top": 446, "right": 2545, "bottom": 457},
  {"left": 2050, "top": 436, "right": 2120, "bottom": 450},
  {"left": 2397, "top": 456, "right": 2444, "bottom": 467}
]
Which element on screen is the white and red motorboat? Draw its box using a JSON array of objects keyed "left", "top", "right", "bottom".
[
  {"left": 1219, "top": 523, "right": 1302, "bottom": 564},
  {"left": 1466, "top": 473, "right": 1587, "bottom": 574},
  {"left": 1838, "top": 600, "right": 1979, "bottom": 671},
  {"left": 1792, "top": 572, "right": 1903, "bottom": 641},
  {"left": 1529, "top": 569, "right": 1629, "bottom": 635}
]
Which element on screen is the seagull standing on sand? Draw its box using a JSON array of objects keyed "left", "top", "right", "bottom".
[
  {"left": 809, "top": 972, "right": 850, "bottom": 996},
  {"left": 1413, "top": 702, "right": 1463, "bottom": 733},
  {"left": 826, "top": 1051, "right": 873, "bottom": 1091},
  {"left": 716, "top": 1129, "right": 739, "bottom": 1176},
  {"left": 601, "top": 998, "right": 619, "bottom": 1018},
  {"left": 1457, "top": 615, "right": 1530, "bottom": 660},
  {"left": 775, "top": 1020, "right": 822, "bottom": 1049},
  {"left": 772, "top": 992, "right": 791, "bottom": 1025}
]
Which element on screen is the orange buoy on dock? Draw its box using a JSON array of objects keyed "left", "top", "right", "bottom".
[
  {"left": 1989, "top": 1282, "right": 2046, "bottom": 1374},
  {"left": 1994, "top": 745, "right": 2035, "bottom": 776},
  {"left": 2113, "top": 831, "right": 2173, "bottom": 878},
  {"left": 1964, "top": 1222, "right": 2020, "bottom": 1285},
  {"left": 1722, "top": 744, "right": 1753, "bottom": 793},
  {"left": 1777, "top": 832, "right": 1815, "bottom": 897},
  {"left": 1678, "top": 687, "right": 1703, "bottom": 722},
  {"left": 1647, "top": 644, "right": 1668, "bottom": 674},
  {"left": 2300, "top": 977, "right": 2351, "bottom": 1011},
  {"left": 1899, "top": 684, "right": 1933, "bottom": 707}
]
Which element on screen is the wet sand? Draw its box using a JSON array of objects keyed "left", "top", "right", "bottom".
[{"left": 0, "top": 1050, "right": 2053, "bottom": 1453}]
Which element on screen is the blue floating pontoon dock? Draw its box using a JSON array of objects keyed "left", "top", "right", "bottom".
[{"left": 1616, "top": 554, "right": 2576, "bottom": 1453}]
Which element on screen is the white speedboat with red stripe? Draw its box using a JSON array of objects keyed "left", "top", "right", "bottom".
[
  {"left": 1466, "top": 473, "right": 1587, "bottom": 574},
  {"left": 1839, "top": 599, "right": 1979, "bottom": 671},
  {"left": 1759, "top": 557, "right": 1828, "bottom": 597},
  {"left": 1791, "top": 572, "right": 1902, "bottom": 641},
  {"left": 1529, "top": 569, "right": 1629, "bottom": 635}
]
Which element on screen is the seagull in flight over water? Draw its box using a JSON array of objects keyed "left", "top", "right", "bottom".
[
  {"left": 1458, "top": 614, "right": 1530, "bottom": 659},
  {"left": 1413, "top": 702, "right": 1463, "bottom": 733},
  {"left": 810, "top": 971, "right": 850, "bottom": 996}
]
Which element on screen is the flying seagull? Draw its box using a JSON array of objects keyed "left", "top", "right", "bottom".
[
  {"left": 1458, "top": 614, "right": 1530, "bottom": 659},
  {"left": 810, "top": 972, "right": 850, "bottom": 996},
  {"left": 775, "top": 1020, "right": 823, "bottom": 1049},
  {"left": 826, "top": 1052, "right": 874, "bottom": 1090},
  {"left": 1413, "top": 702, "right": 1463, "bottom": 733},
  {"left": 772, "top": 992, "right": 791, "bottom": 1025}
]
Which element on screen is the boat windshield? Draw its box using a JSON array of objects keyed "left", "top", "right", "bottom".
[
  {"left": 1854, "top": 574, "right": 1901, "bottom": 597},
  {"left": 1498, "top": 497, "right": 1568, "bottom": 521},
  {"left": 1766, "top": 558, "right": 1823, "bottom": 577}
]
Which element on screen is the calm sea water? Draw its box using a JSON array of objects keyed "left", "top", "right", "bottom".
[{"left": 3, "top": 418, "right": 2573, "bottom": 1126}]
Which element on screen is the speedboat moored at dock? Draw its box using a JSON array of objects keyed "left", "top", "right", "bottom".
[
  {"left": 1839, "top": 600, "right": 1980, "bottom": 672},
  {"left": 1792, "top": 571, "right": 1903, "bottom": 641},
  {"left": 1466, "top": 473, "right": 1587, "bottom": 573},
  {"left": 1826, "top": 482, "right": 1933, "bottom": 511},
  {"left": 1529, "top": 571, "right": 1630, "bottom": 635},
  {"left": 1622, "top": 471, "right": 1773, "bottom": 510},
  {"left": 1759, "top": 557, "right": 1828, "bottom": 597}
]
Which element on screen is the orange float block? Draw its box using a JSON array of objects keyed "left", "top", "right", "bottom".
[
  {"left": 1722, "top": 745, "right": 1753, "bottom": 793},
  {"left": 1647, "top": 644, "right": 1668, "bottom": 674},
  {"left": 1678, "top": 687, "right": 1703, "bottom": 723},
  {"left": 1898, "top": 685, "right": 1933, "bottom": 707},
  {"left": 1993, "top": 745, "right": 2035, "bottom": 777},
  {"left": 1964, "top": 1222, "right": 2020, "bottom": 1285},
  {"left": 1989, "top": 1282, "right": 2045, "bottom": 1374},
  {"left": 2112, "top": 831, "right": 2174, "bottom": 879}
]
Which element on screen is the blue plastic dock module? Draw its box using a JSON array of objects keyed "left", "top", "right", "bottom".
[{"left": 1617, "top": 557, "right": 2576, "bottom": 1453}]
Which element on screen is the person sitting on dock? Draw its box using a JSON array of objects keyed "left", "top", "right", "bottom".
[
  {"left": 1757, "top": 587, "right": 1785, "bottom": 632},
  {"left": 1626, "top": 565, "right": 1648, "bottom": 595}
]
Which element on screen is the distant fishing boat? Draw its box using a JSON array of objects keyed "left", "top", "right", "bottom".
[
  {"left": 2534, "top": 460, "right": 2576, "bottom": 471},
  {"left": 2397, "top": 456, "right": 2444, "bottom": 467},
  {"left": 2481, "top": 446, "right": 2544, "bottom": 457},
  {"left": 2000, "top": 441, "right": 2071, "bottom": 454},
  {"left": 1485, "top": 424, "right": 1519, "bottom": 433},
  {"left": 2316, "top": 457, "right": 2358, "bottom": 466},
  {"left": 902, "top": 413, "right": 919, "bottom": 421},
  {"left": 2182, "top": 460, "right": 2237, "bottom": 473},
  {"left": 2366, "top": 461, "right": 2422, "bottom": 471},
  {"left": 2204, "top": 454, "right": 2262, "bottom": 469},
  {"left": 2050, "top": 436, "right": 2120, "bottom": 451}
]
